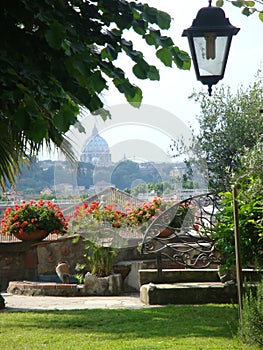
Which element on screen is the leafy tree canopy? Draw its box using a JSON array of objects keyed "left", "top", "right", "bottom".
[
  {"left": 187, "top": 71, "right": 263, "bottom": 192},
  {"left": 236, "top": 140, "right": 263, "bottom": 196},
  {"left": 0, "top": 0, "right": 191, "bottom": 189},
  {"left": 217, "top": 0, "right": 263, "bottom": 22}
]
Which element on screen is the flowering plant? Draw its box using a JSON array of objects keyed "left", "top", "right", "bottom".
[
  {"left": 69, "top": 198, "right": 164, "bottom": 277},
  {"left": 1, "top": 200, "right": 68, "bottom": 237},
  {"left": 125, "top": 198, "right": 163, "bottom": 227},
  {"left": 70, "top": 198, "right": 163, "bottom": 233}
]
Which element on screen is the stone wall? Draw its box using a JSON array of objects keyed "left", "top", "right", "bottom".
[
  {"left": 0, "top": 237, "right": 86, "bottom": 291},
  {"left": 0, "top": 242, "right": 35, "bottom": 291},
  {"left": 0, "top": 236, "right": 145, "bottom": 291},
  {"left": 36, "top": 236, "right": 86, "bottom": 275}
]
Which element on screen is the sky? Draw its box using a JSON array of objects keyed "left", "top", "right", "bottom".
[
  {"left": 102, "top": 0, "right": 263, "bottom": 127},
  {"left": 44, "top": 0, "right": 263, "bottom": 166},
  {"left": 105, "top": 0, "right": 263, "bottom": 120}
]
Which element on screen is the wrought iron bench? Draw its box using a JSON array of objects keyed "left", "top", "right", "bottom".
[{"left": 141, "top": 193, "right": 221, "bottom": 282}]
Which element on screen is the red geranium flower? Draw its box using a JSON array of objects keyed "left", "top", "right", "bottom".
[{"left": 1, "top": 200, "right": 68, "bottom": 236}]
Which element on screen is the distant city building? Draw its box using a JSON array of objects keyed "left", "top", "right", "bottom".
[{"left": 80, "top": 125, "right": 112, "bottom": 166}]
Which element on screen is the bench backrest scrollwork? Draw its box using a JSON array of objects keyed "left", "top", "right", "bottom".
[{"left": 141, "top": 193, "right": 221, "bottom": 281}]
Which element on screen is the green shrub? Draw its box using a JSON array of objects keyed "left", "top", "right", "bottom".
[
  {"left": 85, "top": 239, "right": 118, "bottom": 277},
  {"left": 240, "top": 279, "right": 263, "bottom": 347},
  {"left": 214, "top": 191, "right": 263, "bottom": 269}
]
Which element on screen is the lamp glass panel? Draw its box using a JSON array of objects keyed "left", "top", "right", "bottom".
[{"left": 193, "top": 36, "right": 228, "bottom": 76}]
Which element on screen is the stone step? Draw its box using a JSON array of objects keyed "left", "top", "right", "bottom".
[
  {"left": 139, "top": 268, "right": 221, "bottom": 286},
  {"left": 140, "top": 282, "right": 237, "bottom": 305},
  {"left": 139, "top": 268, "right": 263, "bottom": 286}
]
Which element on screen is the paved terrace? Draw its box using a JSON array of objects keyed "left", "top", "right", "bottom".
[{"left": 1, "top": 292, "right": 156, "bottom": 311}]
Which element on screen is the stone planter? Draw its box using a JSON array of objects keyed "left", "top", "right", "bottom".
[{"left": 84, "top": 272, "right": 122, "bottom": 296}]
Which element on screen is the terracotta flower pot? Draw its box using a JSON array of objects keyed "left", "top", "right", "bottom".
[
  {"left": 13, "top": 230, "right": 49, "bottom": 242},
  {"left": 157, "top": 227, "right": 174, "bottom": 238}
]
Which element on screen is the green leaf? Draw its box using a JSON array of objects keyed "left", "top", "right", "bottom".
[
  {"left": 143, "top": 29, "right": 161, "bottom": 47},
  {"left": 16, "top": 83, "right": 29, "bottom": 93},
  {"left": 13, "top": 105, "right": 28, "bottom": 129},
  {"left": 92, "top": 108, "right": 111, "bottom": 121},
  {"left": 259, "top": 12, "right": 263, "bottom": 22},
  {"left": 125, "top": 49, "right": 142, "bottom": 63},
  {"left": 242, "top": 7, "right": 255, "bottom": 16},
  {"left": 71, "top": 59, "right": 87, "bottom": 76},
  {"left": 61, "top": 39, "right": 72, "bottom": 56},
  {"left": 216, "top": 0, "right": 224, "bottom": 6},
  {"left": 132, "top": 19, "right": 146, "bottom": 35},
  {"left": 244, "top": 1, "right": 255, "bottom": 6},
  {"left": 156, "top": 10, "right": 171, "bottom": 30},
  {"left": 132, "top": 60, "right": 149, "bottom": 80},
  {"left": 25, "top": 118, "right": 49, "bottom": 142},
  {"left": 147, "top": 66, "right": 160, "bottom": 81},
  {"left": 158, "top": 36, "right": 174, "bottom": 48},
  {"left": 113, "top": 77, "right": 142, "bottom": 107},
  {"left": 132, "top": 8, "right": 141, "bottom": 20},
  {"left": 73, "top": 121, "right": 86, "bottom": 133},
  {"left": 156, "top": 48, "right": 173, "bottom": 67},
  {"left": 113, "top": 78, "right": 135, "bottom": 96},
  {"left": 89, "top": 94, "right": 103, "bottom": 112},
  {"left": 45, "top": 21, "right": 66, "bottom": 50},
  {"left": 125, "top": 86, "right": 143, "bottom": 108},
  {"left": 143, "top": 4, "right": 158, "bottom": 23},
  {"left": 54, "top": 103, "right": 79, "bottom": 132},
  {"left": 172, "top": 47, "right": 191, "bottom": 70},
  {"left": 89, "top": 71, "right": 107, "bottom": 94},
  {"left": 101, "top": 44, "right": 118, "bottom": 61},
  {"left": 231, "top": 0, "right": 244, "bottom": 8},
  {"left": 121, "top": 39, "right": 132, "bottom": 48}
]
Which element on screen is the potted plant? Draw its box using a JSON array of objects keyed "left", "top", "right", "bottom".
[
  {"left": 70, "top": 202, "right": 121, "bottom": 279},
  {"left": 1, "top": 199, "right": 68, "bottom": 241},
  {"left": 69, "top": 199, "right": 163, "bottom": 295},
  {"left": 157, "top": 201, "right": 195, "bottom": 238}
]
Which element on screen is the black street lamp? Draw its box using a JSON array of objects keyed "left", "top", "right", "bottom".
[{"left": 182, "top": 0, "right": 240, "bottom": 96}]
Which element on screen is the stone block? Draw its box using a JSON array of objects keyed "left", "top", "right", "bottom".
[
  {"left": 140, "top": 282, "right": 237, "bottom": 305},
  {"left": 84, "top": 273, "right": 122, "bottom": 296},
  {"left": 139, "top": 268, "right": 220, "bottom": 286}
]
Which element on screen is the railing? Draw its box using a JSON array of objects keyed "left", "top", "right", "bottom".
[
  {"left": 0, "top": 232, "right": 63, "bottom": 242},
  {"left": 0, "top": 187, "right": 143, "bottom": 242},
  {"left": 62, "top": 186, "right": 144, "bottom": 217},
  {"left": 141, "top": 193, "right": 221, "bottom": 279}
]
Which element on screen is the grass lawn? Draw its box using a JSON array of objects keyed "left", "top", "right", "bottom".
[{"left": 0, "top": 304, "right": 260, "bottom": 349}]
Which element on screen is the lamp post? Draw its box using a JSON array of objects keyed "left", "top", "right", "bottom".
[{"left": 182, "top": 0, "right": 240, "bottom": 96}]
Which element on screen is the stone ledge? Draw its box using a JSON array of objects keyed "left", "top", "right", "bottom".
[
  {"left": 139, "top": 268, "right": 263, "bottom": 286},
  {"left": 139, "top": 268, "right": 221, "bottom": 286},
  {"left": 140, "top": 282, "right": 238, "bottom": 305},
  {"left": 7, "top": 281, "right": 83, "bottom": 296},
  {"left": 7, "top": 274, "right": 123, "bottom": 297}
]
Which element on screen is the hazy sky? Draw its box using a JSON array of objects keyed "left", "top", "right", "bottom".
[
  {"left": 103, "top": 0, "right": 263, "bottom": 128},
  {"left": 45, "top": 1, "right": 263, "bottom": 163}
]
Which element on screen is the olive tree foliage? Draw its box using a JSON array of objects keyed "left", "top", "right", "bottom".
[
  {"left": 187, "top": 72, "right": 263, "bottom": 192},
  {"left": 236, "top": 140, "right": 263, "bottom": 196},
  {"left": 0, "top": 0, "right": 191, "bottom": 189},
  {"left": 217, "top": 0, "right": 263, "bottom": 22}
]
